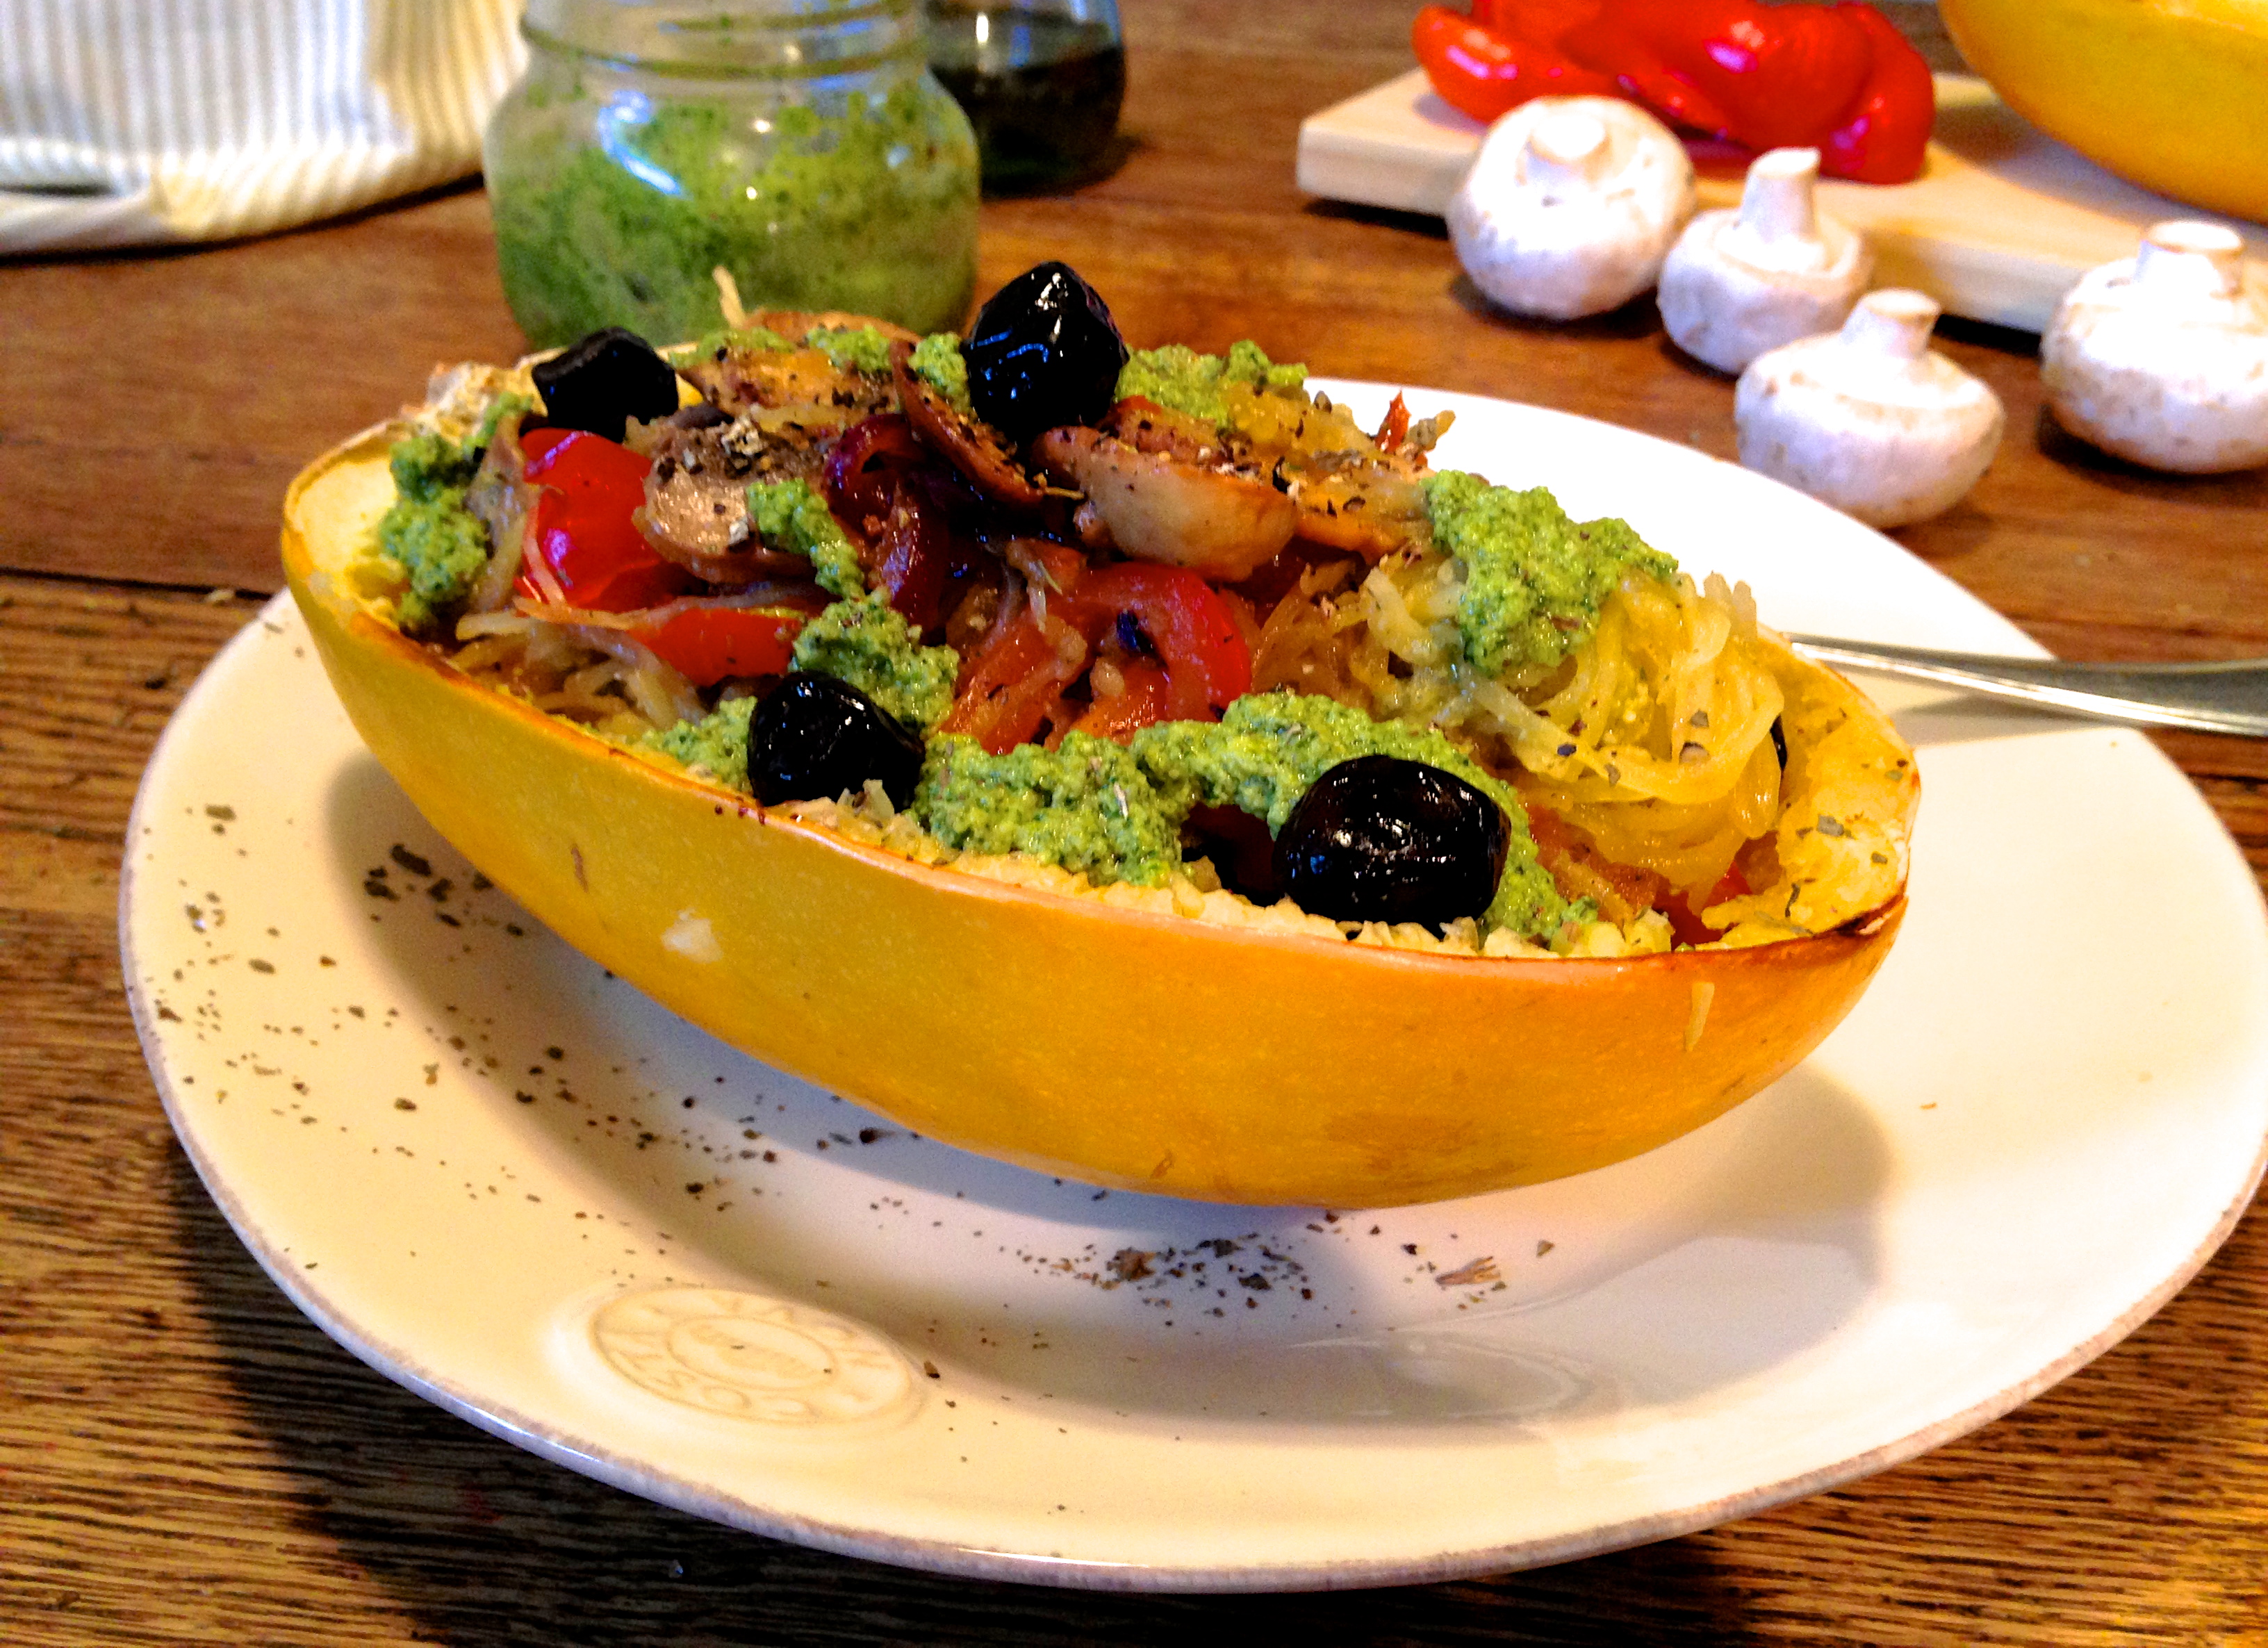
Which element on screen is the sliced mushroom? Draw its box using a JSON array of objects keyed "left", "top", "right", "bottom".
[
  {"left": 677, "top": 309, "right": 912, "bottom": 420},
  {"left": 2042, "top": 220, "right": 2268, "bottom": 475},
  {"left": 1031, "top": 427, "right": 1297, "bottom": 581},
  {"left": 1658, "top": 147, "right": 1873, "bottom": 374},
  {"left": 1448, "top": 97, "right": 1697, "bottom": 321},
  {"left": 634, "top": 411, "right": 837, "bottom": 585},
  {"left": 1735, "top": 289, "right": 2005, "bottom": 527}
]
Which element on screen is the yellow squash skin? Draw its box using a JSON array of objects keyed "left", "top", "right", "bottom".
[
  {"left": 1941, "top": 0, "right": 2268, "bottom": 225},
  {"left": 284, "top": 434, "right": 1905, "bottom": 1208}
]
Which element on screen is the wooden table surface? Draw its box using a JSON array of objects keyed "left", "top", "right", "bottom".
[{"left": 7, "top": 3, "right": 2268, "bottom": 1642}]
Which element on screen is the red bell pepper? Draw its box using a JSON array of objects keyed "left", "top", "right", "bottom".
[
  {"left": 515, "top": 429, "right": 690, "bottom": 613},
  {"left": 1055, "top": 563, "right": 1253, "bottom": 727},
  {"left": 1413, "top": 3, "right": 1615, "bottom": 125},
  {"left": 1816, "top": 1, "right": 1934, "bottom": 186},
  {"left": 1413, "top": 0, "right": 1933, "bottom": 185},
  {"left": 624, "top": 603, "right": 807, "bottom": 686},
  {"left": 1071, "top": 661, "right": 1174, "bottom": 743},
  {"left": 941, "top": 561, "right": 1254, "bottom": 752},
  {"left": 940, "top": 607, "right": 1094, "bottom": 753},
  {"left": 824, "top": 413, "right": 971, "bottom": 631}
]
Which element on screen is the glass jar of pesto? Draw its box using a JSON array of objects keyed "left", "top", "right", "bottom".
[{"left": 485, "top": 0, "right": 980, "bottom": 350}]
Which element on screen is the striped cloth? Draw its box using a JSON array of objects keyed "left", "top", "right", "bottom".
[{"left": 0, "top": 0, "right": 525, "bottom": 252}]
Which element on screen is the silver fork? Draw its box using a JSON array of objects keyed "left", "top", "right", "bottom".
[{"left": 1787, "top": 636, "right": 2268, "bottom": 739}]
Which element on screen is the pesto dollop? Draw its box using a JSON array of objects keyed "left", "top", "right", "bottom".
[
  {"left": 1421, "top": 471, "right": 1678, "bottom": 677},
  {"left": 917, "top": 733, "right": 1185, "bottom": 887},
  {"left": 913, "top": 692, "right": 1568, "bottom": 938},
  {"left": 371, "top": 397, "right": 527, "bottom": 635},
  {"left": 909, "top": 332, "right": 971, "bottom": 411},
  {"left": 746, "top": 479, "right": 867, "bottom": 600},
  {"left": 1132, "top": 693, "right": 1563, "bottom": 937},
  {"left": 642, "top": 695, "right": 759, "bottom": 791},
  {"left": 488, "top": 80, "right": 978, "bottom": 349},
  {"left": 804, "top": 326, "right": 896, "bottom": 376},
  {"left": 789, "top": 592, "right": 959, "bottom": 733},
  {"left": 1114, "top": 341, "right": 1307, "bottom": 425}
]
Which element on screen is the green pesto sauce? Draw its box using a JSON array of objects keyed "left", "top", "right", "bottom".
[
  {"left": 370, "top": 398, "right": 527, "bottom": 636},
  {"left": 916, "top": 733, "right": 1184, "bottom": 887},
  {"left": 746, "top": 478, "right": 866, "bottom": 599},
  {"left": 1422, "top": 471, "right": 1678, "bottom": 678},
  {"left": 909, "top": 691, "right": 1566, "bottom": 937},
  {"left": 789, "top": 591, "right": 959, "bottom": 732},
  {"left": 908, "top": 332, "right": 969, "bottom": 411},
  {"left": 1114, "top": 340, "right": 1307, "bottom": 426},
  {"left": 804, "top": 326, "right": 894, "bottom": 375},
  {"left": 375, "top": 493, "right": 488, "bottom": 638},
  {"left": 1131, "top": 693, "right": 1564, "bottom": 937},
  {"left": 490, "top": 83, "right": 978, "bottom": 350},
  {"left": 675, "top": 323, "right": 794, "bottom": 363},
  {"left": 642, "top": 695, "right": 757, "bottom": 791}
]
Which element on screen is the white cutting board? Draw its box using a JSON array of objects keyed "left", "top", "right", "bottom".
[{"left": 1297, "top": 70, "right": 2268, "bottom": 333}]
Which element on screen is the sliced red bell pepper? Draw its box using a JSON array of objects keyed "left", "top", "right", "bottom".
[
  {"left": 940, "top": 561, "right": 1254, "bottom": 752},
  {"left": 940, "top": 608, "right": 1094, "bottom": 754},
  {"left": 1071, "top": 661, "right": 1174, "bottom": 743},
  {"left": 1054, "top": 563, "right": 1253, "bottom": 727},
  {"left": 624, "top": 604, "right": 807, "bottom": 686},
  {"left": 515, "top": 429, "right": 690, "bottom": 613}
]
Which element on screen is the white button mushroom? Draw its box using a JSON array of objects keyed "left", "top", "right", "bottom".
[
  {"left": 1736, "top": 290, "right": 2005, "bottom": 527},
  {"left": 1657, "top": 147, "right": 1873, "bottom": 374},
  {"left": 2041, "top": 220, "right": 2268, "bottom": 475},
  {"left": 1448, "top": 97, "right": 1697, "bottom": 322}
]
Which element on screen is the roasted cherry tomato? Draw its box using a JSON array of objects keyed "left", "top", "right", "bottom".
[
  {"left": 625, "top": 604, "right": 807, "bottom": 686},
  {"left": 516, "top": 429, "right": 690, "bottom": 612}
]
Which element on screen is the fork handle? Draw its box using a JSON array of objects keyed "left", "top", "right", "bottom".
[{"left": 1786, "top": 636, "right": 2268, "bottom": 739}]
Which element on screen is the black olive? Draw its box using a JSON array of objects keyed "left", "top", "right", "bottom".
[
  {"left": 531, "top": 327, "right": 681, "bottom": 443},
  {"left": 964, "top": 261, "right": 1129, "bottom": 444},
  {"left": 748, "top": 673, "right": 926, "bottom": 809},
  {"left": 1769, "top": 716, "right": 1789, "bottom": 768},
  {"left": 1272, "top": 756, "right": 1509, "bottom": 928}
]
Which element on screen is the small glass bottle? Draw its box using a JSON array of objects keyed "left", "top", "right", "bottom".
[
  {"left": 923, "top": 0, "right": 1125, "bottom": 192},
  {"left": 485, "top": 0, "right": 980, "bottom": 350}
]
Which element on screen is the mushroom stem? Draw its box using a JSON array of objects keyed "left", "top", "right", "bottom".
[
  {"left": 1525, "top": 111, "right": 1612, "bottom": 190},
  {"left": 1736, "top": 148, "right": 1821, "bottom": 245},
  {"left": 1841, "top": 289, "right": 1939, "bottom": 361},
  {"left": 2135, "top": 220, "right": 2245, "bottom": 301}
]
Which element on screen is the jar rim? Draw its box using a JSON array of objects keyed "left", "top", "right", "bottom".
[{"left": 523, "top": 0, "right": 920, "bottom": 74}]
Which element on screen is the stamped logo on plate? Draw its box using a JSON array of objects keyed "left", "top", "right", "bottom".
[{"left": 590, "top": 1286, "right": 915, "bottom": 1425}]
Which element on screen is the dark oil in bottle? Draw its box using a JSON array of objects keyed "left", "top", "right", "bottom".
[{"left": 926, "top": 6, "right": 1126, "bottom": 192}]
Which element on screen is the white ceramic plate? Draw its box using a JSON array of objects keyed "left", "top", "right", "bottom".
[{"left": 124, "top": 386, "right": 2268, "bottom": 1591}]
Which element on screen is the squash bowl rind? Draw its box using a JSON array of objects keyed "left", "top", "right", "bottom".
[{"left": 283, "top": 430, "right": 1907, "bottom": 1208}]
